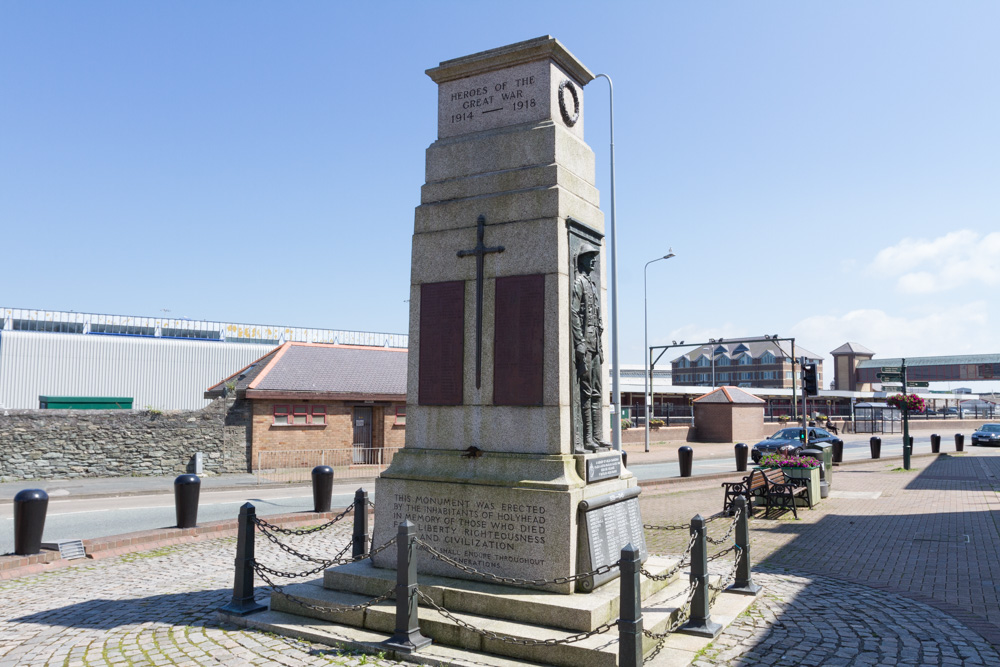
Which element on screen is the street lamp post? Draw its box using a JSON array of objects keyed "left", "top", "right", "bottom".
[
  {"left": 644, "top": 251, "right": 675, "bottom": 453},
  {"left": 592, "top": 72, "right": 622, "bottom": 452}
]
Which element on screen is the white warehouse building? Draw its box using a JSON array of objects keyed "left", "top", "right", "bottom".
[{"left": 0, "top": 307, "right": 407, "bottom": 410}]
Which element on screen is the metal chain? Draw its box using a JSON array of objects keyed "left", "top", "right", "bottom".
[
  {"left": 639, "top": 533, "right": 698, "bottom": 581},
  {"left": 253, "top": 504, "right": 354, "bottom": 536},
  {"left": 255, "top": 563, "right": 394, "bottom": 614},
  {"left": 255, "top": 522, "right": 349, "bottom": 565},
  {"left": 253, "top": 540, "right": 356, "bottom": 578},
  {"left": 416, "top": 589, "right": 616, "bottom": 646},
  {"left": 707, "top": 544, "right": 738, "bottom": 563},
  {"left": 642, "top": 581, "right": 698, "bottom": 639},
  {"left": 643, "top": 522, "right": 691, "bottom": 531},
  {"left": 367, "top": 536, "right": 397, "bottom": 560},
  {"left": 709, "top": 544, "right": 743, "bottom": 592},
  {"left": 415, "top": 538, "right": 618, "bottom": 587},
  {"left": 706, "top": 507, "right": 741, "bottom": 545}
]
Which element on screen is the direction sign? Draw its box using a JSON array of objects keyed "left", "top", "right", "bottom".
[
  {"left": 907, "top": 381, "right": 929, "bottom": 388},
  {"left": 877, "top": 373, "right": 903, "bottom": 381},
  {"left": 881, "top": 366, "right": 902, "bottom": 373},
  {"left": 881, "top": 383, "right": 903, "bottom": 388}
]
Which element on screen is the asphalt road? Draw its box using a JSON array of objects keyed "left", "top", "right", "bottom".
[{"left": 0, "top": 485, "right": 362, "bottom": 555}]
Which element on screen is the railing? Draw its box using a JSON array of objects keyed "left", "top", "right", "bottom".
[
  {"left": 223, "top": 492, "right": 757, "bottom": 664},
  {"left": 255, "top": 447, "right": 400, "bottom": 483}
]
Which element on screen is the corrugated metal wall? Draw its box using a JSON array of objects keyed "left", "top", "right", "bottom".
[{"left": 0, "top": 331, "right": 276, "bottom": 410}]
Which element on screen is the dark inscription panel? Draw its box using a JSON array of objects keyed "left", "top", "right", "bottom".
[
  {"left": 586, "top": 455, "right": 622, "bottom": 483},
  {"left": 493, "top": 274, "right": 545, "bottom": 406},
  {"left": 582, "top": 497, "right": 647, "bottom": 570},
  {"left": 419, "top": 281, "right": 465, "bottom": 405}
]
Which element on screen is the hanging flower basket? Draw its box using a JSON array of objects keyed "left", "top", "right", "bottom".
[{"left": 887, "top": 393, "right": 925, "bottom": 414}]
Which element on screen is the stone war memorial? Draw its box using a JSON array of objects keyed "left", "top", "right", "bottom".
[{"left": 238, "top": 37, "right": 755, "bottom": 666}]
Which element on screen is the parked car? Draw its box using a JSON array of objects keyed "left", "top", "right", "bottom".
[
  {"left": 971, "top": 424, "right": 1000, "bottom": 447},
  {"left": 751, "top": 427, "right": 844, "bottom": 464}
]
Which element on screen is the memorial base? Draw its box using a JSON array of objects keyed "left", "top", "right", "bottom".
[
  {"left": 371, "top": 449, "right": 642, "bottom": 594},
  {"left": 261, "top": 555, "right": 714, "bottom": 667}
]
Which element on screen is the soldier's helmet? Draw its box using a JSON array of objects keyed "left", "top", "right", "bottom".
[{"left": 576, "top": 244, "right": 600, "bottom": 269}]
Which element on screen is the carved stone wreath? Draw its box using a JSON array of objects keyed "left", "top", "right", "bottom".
[{"left": 558, "top": 79, "right": 580, "bottom": 127}]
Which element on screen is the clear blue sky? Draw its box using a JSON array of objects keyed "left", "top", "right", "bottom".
[{"left": 3, "top": 2, "right": 998, "bottom": 391}]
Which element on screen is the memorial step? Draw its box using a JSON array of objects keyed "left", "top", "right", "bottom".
[
  {"left": 320, "top": 555, "right": 682, "bottom": 632},
  {"left": 267, "top": 570, "right": 720, "bottom": 667}
]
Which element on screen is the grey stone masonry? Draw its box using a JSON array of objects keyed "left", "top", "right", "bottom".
[{"left": 0, "top": 397, "right": 250, "bottom": 481}]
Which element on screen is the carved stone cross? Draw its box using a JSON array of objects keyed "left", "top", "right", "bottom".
[{"left": 457, "top": 215, "right": 504, "bottom": 389}]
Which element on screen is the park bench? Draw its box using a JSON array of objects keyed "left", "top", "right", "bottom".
[
  {"left": 722, "top": 467, "right": 810, "bottom": 519},
  {"left": 760, "top": 467, "right": 809, "bottom": 519},
  {"left": 721, "top": 468, "right": 768, "bottom": 516}
]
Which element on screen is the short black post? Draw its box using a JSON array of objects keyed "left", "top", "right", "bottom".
[
  {"left": 832, "top": 439, "right": 844, "bottom": 464},
  {"left": 312, "top": 465, "right": 334, "bottom": 513},
  {"left": 618, "top": 543, "right": 643, "bottom": 667},
  {"left": 680, "top": 514, "right": 722, "bottom": 637},
  {"left": 931, "top": 433, "right": 941, "bottom": 454},
  {"left": 220, "top": 502, "right": 267, "bottom": 616},
  {"left": 174, "top": 474, "right": 200, "bottom": 528},
  {"left": 734, "top": 443, "right": 748, "bottom": 472},
  {"left": 384, "top": 520, "right": 431, "bottom": 653},
  {"left": 729, "top": 496, "right": 761, "bottom": 595},
  {"left": 678, "top": 446, "right": 693, "bottom": 478},
  {"left": 13, "top": 489, "right": 49, "bottom": 556},
  {"left": 955, "top": 433, "right": 965, "bottom": 452},
  {"left": 869, "top": 437, "right": 881, "bottom": 459},
  {"left": 352, "top": 488, "right": 369, "bottom": 559}
]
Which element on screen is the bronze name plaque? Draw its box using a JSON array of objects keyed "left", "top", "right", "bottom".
[
  {"left": 493, "top": 274, "right": 544, "bottom": 406},
  {"left": 418, "top": 281, "right": 465, "bottom": 405}
]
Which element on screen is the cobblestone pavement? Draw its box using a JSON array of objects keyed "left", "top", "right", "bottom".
[{"left": 3, "top": 450, "right": 1000, "bottom": 665}]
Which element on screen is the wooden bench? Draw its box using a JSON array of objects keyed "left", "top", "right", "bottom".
[
  {"left": 721, "top": 469, "right": 768, "bottom": 516},
  {"left": 760, "top": 467, "right": 809, "bottom": 519}
]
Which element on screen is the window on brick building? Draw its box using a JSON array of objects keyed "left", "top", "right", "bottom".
[
  {"left": 395, "top": 405, "right": 406, "bottom": 425},
  {"left": 273, "top": 404, "right": 326, "bottom": 425}
]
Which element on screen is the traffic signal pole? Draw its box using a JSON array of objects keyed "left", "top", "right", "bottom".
[{"left": 902, "top": 358, "right": 911, "bottom": 470}]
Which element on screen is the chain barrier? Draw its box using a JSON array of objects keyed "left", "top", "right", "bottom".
[
  {"left": 415, "top": 589, "right": 616, "bottom": 646},
  {"left": 709, "top": 544, "right": 743, "bottom": 592},
  {"left": 639, "top": 533, "right": 697, "bottom": 581},
  {"left": 255, "top": 521, "right": 352, "bottom": 566},
  {"left": 253, "top": 540, "right": 355, "bottom": 578},
  {"left": 415, "top": 538, "right": 619, "bottom": 587},
  {"left": 642, "top": 581, "right": 698, "bottom": 640},
  {"left": 706, "top": 507, "right": 741, "bottom": 545},
  {"left": 253, "top": 504, "right": 354, "bottom": 536},
  {"left": 707, "top": 544, "right": 738, "bottom": 563},
  {"left": 254, "top": 562, "right": 394, "bottom": 614},
  {"left": 643, "top": 522, "right": 690, "bottom": 531}
]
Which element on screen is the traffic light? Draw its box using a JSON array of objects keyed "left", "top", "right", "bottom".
[{"left": 802, "top": 363, "right": 818, "bottom": 396}]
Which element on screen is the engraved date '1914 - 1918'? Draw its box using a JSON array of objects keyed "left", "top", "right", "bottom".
[{"left": 449, "top": 75, "right": 538, "bottom": 124}]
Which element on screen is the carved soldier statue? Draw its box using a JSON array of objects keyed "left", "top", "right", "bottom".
[{"left": 571, "top": 244, "right": 612, "bottom": 452}]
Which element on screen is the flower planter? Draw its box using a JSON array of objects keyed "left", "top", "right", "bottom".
[{"left": 781, "top": 465, "right": 821, "bottom": 507}]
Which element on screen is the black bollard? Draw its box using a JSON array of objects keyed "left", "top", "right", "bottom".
[
  {"left": 352, "top": 488, "right": 369, "bottom": 559},
  {"left": 728, "top": 496, "right": 761, "bottom": 595},
  {"left": 955, "top": 433, "right": 965, "bottom": 452},
  {"left": 832, "top": 439, "right": 844, "bottom": 464},
  {"left": 869, "top": 437, "right": 881, "bottom": 459},
  {"left": 931, "top": 433, "right": 941, "bottom": 454},
  {"left": 174, "top": 474, "right": 201, "bottom": 528},
  {"left": 734, "top": 443, "right": 749, "bottom": 472},
  {"left": 13, "top": 489, "right": 49, "bottom": 556},
  {"left": 384, "top": 520, "right": 432, "bottom": 653},
  {"left": 678, "top": 446, "right": 693, "bottom": 477},
  {"left": 220, "top": 503, "right": 268, "bottom": 616},
  {"left": 312, "top": 465, "right": 334, "bottom": 513},
  {"left": 680, "top": 514, "right": 722, "bottom": 637},
  {"left": 618, "top": 543, "right": 643, "bottom": 667}
]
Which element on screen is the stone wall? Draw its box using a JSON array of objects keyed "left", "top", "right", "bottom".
[{"left": 0, "top": 397, "right": 251, "bottom": 482}]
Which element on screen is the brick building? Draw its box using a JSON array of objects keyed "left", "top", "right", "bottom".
[
  {"left": 206, "top": 342, "right": 406, "bottom": 469},
  {"left": 671, "top": 338, "right": 823, "bottom": 390}
]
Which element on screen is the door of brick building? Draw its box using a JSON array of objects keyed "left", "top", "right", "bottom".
[{"left": 353, "top": 406, "right": 373, "bottom": 463}]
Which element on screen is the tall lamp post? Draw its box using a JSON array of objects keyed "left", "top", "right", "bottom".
[
  {"left": 644, "top": 250, "right": 676, "bottom": 453},
  {"left": 592, "top": 72, "right": 622, "bottom": 452}
]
